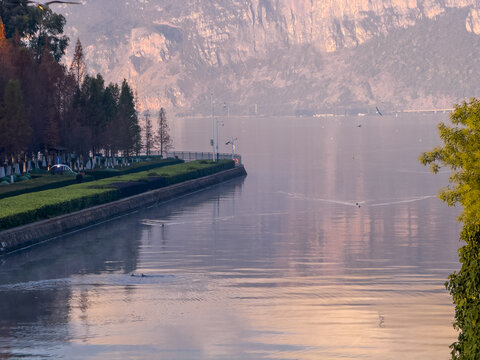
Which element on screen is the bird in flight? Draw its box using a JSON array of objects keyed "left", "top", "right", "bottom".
[
  {"left": 375, "top": 106, "right": 383, "bottom": 116},
  {"left": 5, "top": 1, "right": 81, "bottom": 10}
]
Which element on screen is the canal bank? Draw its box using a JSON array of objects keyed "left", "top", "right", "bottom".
[{"left": 0, "top": 165, "right": 247, "bottom": 255}]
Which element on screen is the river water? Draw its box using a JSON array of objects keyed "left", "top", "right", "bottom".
[{"left": 0, "top": 115, "right": 462, "bottom": 359}]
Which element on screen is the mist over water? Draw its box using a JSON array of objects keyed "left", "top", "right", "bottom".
[{"left": 0, "top": 115, "right": 461, "bottom": 359}]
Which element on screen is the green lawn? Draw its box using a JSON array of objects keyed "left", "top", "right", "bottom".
[
  {"left": 84, "top": 157, "right": 182, "bottom": 179},
  {"left": 0, "top": 160, "right": 234, "bottom": 231},
  {"left": 0, "top": 158, "right": 183, "bottom": 200},
  {"left": 0, "top": 174, "right": 94, "bottom": 200}
]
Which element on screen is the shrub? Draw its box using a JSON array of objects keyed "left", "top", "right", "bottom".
[
  {"left": 30, "top": 168, "right": 48, "bottom": 174},
  {"left": 0, "top": 186, "right": 120, "bottom": 230},
  {"left": 0, "top": 174, "right": 95, "bottom": 200},
  {"left": 0, "top": 159, "right": 235, "bottom": 231},
  {"left": 85, "top": 158, "right": 183, "bottom": 180}
]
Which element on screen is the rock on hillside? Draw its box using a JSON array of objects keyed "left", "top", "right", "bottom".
[{"left": 60, "top": 0, "right": 480, "bottom": 115}]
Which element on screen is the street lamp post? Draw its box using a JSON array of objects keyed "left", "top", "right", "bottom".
[
  {"left": 211, "top": 91, "right": 215, "bottom": 161},
  {"left": 216, "top": 119, "right": 223, "bottom": 161},
  {"left": 216, "top": 102, "right": 229, "bottom": 162},
  {"left": 224, "top": 102, "right": 229, "bottom": 125}
]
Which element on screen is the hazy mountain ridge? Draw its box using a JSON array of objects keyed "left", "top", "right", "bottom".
[{"left": 60, "top": 0, "right": 480, "bottom": 115}]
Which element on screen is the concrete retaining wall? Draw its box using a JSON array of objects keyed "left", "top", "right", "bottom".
[{"left": 0, "top": 165, "right": 247, "bottom": 255}]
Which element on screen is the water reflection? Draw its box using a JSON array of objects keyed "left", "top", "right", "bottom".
[{"left": 0, "top": 116, "right": 461, "bottom": 359}]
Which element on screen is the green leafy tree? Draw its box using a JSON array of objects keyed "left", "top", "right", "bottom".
[
  {"left": 0, "top": 0, "right": 33, "bottom": 39},
  {"left": 445, "top": 225, "right": 480, "bottom": 360},
  {"left": 0, "top": 1, "right": 69, "bottom": 61},
  {"left": 420, "top": 98, "right": 480, "bottom": 359},
  {"left": 420, "top": 98, "right": 480, "bottom": 225}
]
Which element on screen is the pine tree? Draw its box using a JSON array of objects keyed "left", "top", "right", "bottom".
[
  {"left": 117, "top": 79, "right": 141, "bottom": 156},
  {"left": 81, "top": 74, "right": 108, "bottom": 155},
  {"left": 69, "top": 38, "right": 85, "bottom": 87},
  {"left": 157, "top": 107, "right": 172, "bottom": 157},
  {"left": 103, "top": 83, "right": 119, "bottom": 156}
]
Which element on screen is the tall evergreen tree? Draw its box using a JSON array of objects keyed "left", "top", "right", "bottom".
[
  {"left": 117, "top": 79, "right": 141, "bottom": 156},
  {"left": 103, "top": 82, "right": 119, "bottom": 156},
  {"left": 56, "top": 63, "right": 76, "bottom": 150},
  {"left": 37, "top": 46, "right": 65, "bottom": 151},
  {"left": 81, "top": 74, "right": 107, "bottom": 155},
  {"left": 157, "top": 107, "right": 172, "bottom": 157},
  {"left": 0, "top": 3, "right": 149, "bottom": 168},
  {"left": 69, "top": 38, "right": 85, "bottom": 87},
  {"left": 0, "top": 79, "right": 31, "bottom": 161}
]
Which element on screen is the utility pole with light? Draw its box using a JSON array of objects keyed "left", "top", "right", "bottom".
[
  {"left": 216, "top": 119, "right": 224, "bottom": 161},
  {"left": 210, "top": 91, "right": 215, "bottom": 161}
]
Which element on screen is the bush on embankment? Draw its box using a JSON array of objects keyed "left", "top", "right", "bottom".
[
  {"left": 85, "top": 158, "right": 183, "bottom": 180},
  {"left": 107, "top": 159, "right": 234, "bottom": 197},
  {"left": 0, "top": 174, "right": 95, "bottom": 200},
  {"left": 0, "top": 158, "right": 182, "bottom": 200},
  {"left": 0, "top": 160, "right": 235, "bottom": 231}
]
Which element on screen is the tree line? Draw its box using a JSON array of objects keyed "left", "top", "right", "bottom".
[{"left": 0, "top": 1, "right": 172, "bottom": 170}]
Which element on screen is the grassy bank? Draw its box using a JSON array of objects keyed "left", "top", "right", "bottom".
[
  {"left": 0, "top": 160, "right": 234, "bottom": 231},
  {"left": 84, "top": 157, "right": 182, "bottom": 180},
  {"left": 0, "top": 174, "right": 95, "bottom": 200},
  {"left": 0, "top": 158, "right": 183, "bottom": 200}
]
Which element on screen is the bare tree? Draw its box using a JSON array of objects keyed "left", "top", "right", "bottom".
[
  {"left": 156, "top": 107, "right": 172, "bottom": 157},
  {"left": 143, "top": 110, "right": 154, "bottom": 156}
]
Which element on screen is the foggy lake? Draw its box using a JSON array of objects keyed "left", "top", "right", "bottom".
[{"left": 0, "top": 114, "right": 461, "bottom": 359}]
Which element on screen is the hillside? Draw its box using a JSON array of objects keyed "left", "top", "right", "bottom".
[{"left": 59, "top": 0, "right": 480, "bottom": 115}]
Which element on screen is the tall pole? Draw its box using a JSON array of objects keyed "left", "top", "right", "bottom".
[
  {"left": 218, "top": 102, "right": 228, "bottom": 162},
  {"left": 211, "top": 91, "right": 215, "bottom": 161},
  {"left": 216, "top": 120, "right": 219, "bottom": 162}
]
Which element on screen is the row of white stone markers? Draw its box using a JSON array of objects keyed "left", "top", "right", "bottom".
[{"left": 0, "top": 153, "right": 144, "bottom": 179}]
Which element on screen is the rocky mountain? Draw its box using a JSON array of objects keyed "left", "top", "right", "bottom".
[{"left": 58, "top": 0, "right": 480, "bottom": 115}]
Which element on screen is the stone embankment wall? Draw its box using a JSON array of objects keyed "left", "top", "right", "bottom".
[{"left": 0, "top": 166, "right": 247, "bottom": 255}]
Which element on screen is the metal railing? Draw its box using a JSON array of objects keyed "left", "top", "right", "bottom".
[{"left": 164, "top": 151, "right": 242, "bottom": 166}]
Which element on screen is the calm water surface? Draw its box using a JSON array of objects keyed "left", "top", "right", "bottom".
[{"left": 0, "top": 115, "right": 462, "bottom": 359}]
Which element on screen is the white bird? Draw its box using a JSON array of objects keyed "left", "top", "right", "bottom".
[{"left": 5, "top": 1, "right": 81, "bottom": 10}]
